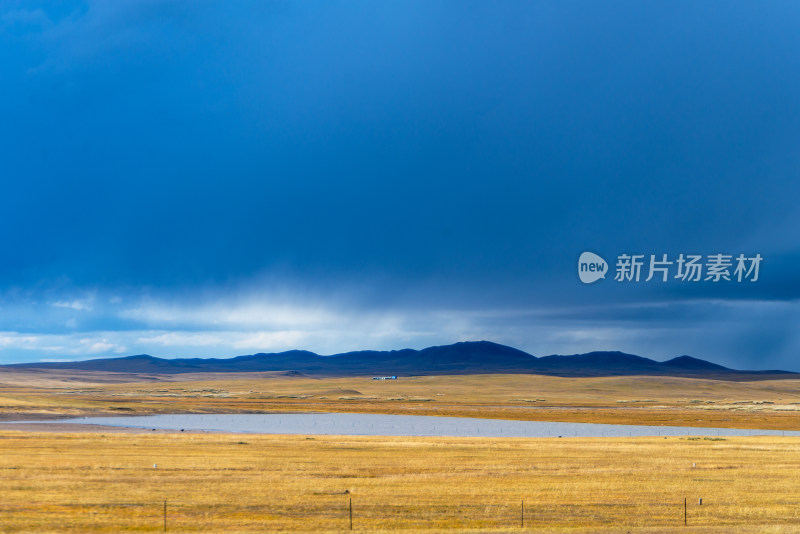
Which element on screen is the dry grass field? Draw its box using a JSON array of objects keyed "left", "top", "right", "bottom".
[
  {"left": 0, "top": 431, "right": 799, "bottom": 532},
  {"left": 2, "top": 370, "right": 800, "bottom": 430},
  {"left": 3, "top": 371, "right": 800, "bottom": 532}
]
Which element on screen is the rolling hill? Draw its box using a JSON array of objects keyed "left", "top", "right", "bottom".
[{"left": 4, "top": 341, "right": 795, "bottom": 380}]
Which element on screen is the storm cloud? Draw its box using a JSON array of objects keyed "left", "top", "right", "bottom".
[{"left": 1, "top": 1, "right": 799, "bottom": 369}]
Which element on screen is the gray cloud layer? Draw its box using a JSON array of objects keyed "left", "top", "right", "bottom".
[{"left": 1, "top": 1, "right": 798, "bottom": 369}]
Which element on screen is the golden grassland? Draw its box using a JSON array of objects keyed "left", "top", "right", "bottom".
[
  {"left": 0, "top": 431, "right": 799, "bottom": 532},
  {"left": 2, "top": 371, "right": 800, "bottom": 429},
  {"left": 2, "top": 372, "right": 800, "bottom": 532}
]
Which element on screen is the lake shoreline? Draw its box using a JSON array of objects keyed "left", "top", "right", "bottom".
[{"left": 6, "top": 412, "right": 800, "bottom": 438}]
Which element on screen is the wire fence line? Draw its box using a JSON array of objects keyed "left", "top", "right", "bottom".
[{"left": 3, "top": 498, "right": 800, "bottom": 531}]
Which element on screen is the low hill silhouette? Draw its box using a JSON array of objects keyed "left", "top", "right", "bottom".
[{"left": 5, "top": 341, "right": 795, "bottom": 381}]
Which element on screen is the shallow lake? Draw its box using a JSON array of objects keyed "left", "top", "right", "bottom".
[{"left": 13, "top": 413, "right": 800, "bottom": 438}]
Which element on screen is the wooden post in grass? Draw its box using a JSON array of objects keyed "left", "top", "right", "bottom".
[
  {"left": 164, "top": 500, "right": 167, "bottom": 531},
  {"left": 684, "top": 497, "right": 687, "bottom": 526},
  {"left": 349, "top": 497, "right": 352, "bottom": 530},
  {"left": 521, "top": 500, "right": 524, "bottom": 528}
]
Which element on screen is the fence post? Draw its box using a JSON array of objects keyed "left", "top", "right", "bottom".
[
  {"left": 521, "top": 500, "right": 524, "bottom": 528},
  {"left": 349, "top": 497, "right": 353, "bottom": 530},
  {"left": 164, "top": 500, "right": 167, "bottom": 532},
  {"left": 684, "top": 497, "right": 686, "bottom": 526}
]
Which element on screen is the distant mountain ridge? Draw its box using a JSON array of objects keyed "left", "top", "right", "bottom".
[{"left": 4, "top": 341, "right": 795, "bottom": 380}]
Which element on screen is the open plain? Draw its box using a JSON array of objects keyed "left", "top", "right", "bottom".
[
  {"left": 1, "top": 432, "right": 800, "bottom": 532},
  {"left": 2, "top": 371, "right": 800, "bottom": 532},
  {"left": 2, "top": 370, "right": 800, "bottom": 430}
]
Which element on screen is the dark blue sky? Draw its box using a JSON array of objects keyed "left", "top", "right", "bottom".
[{"left": 1, "top": 1, "right": 799, "bottom": 369}]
